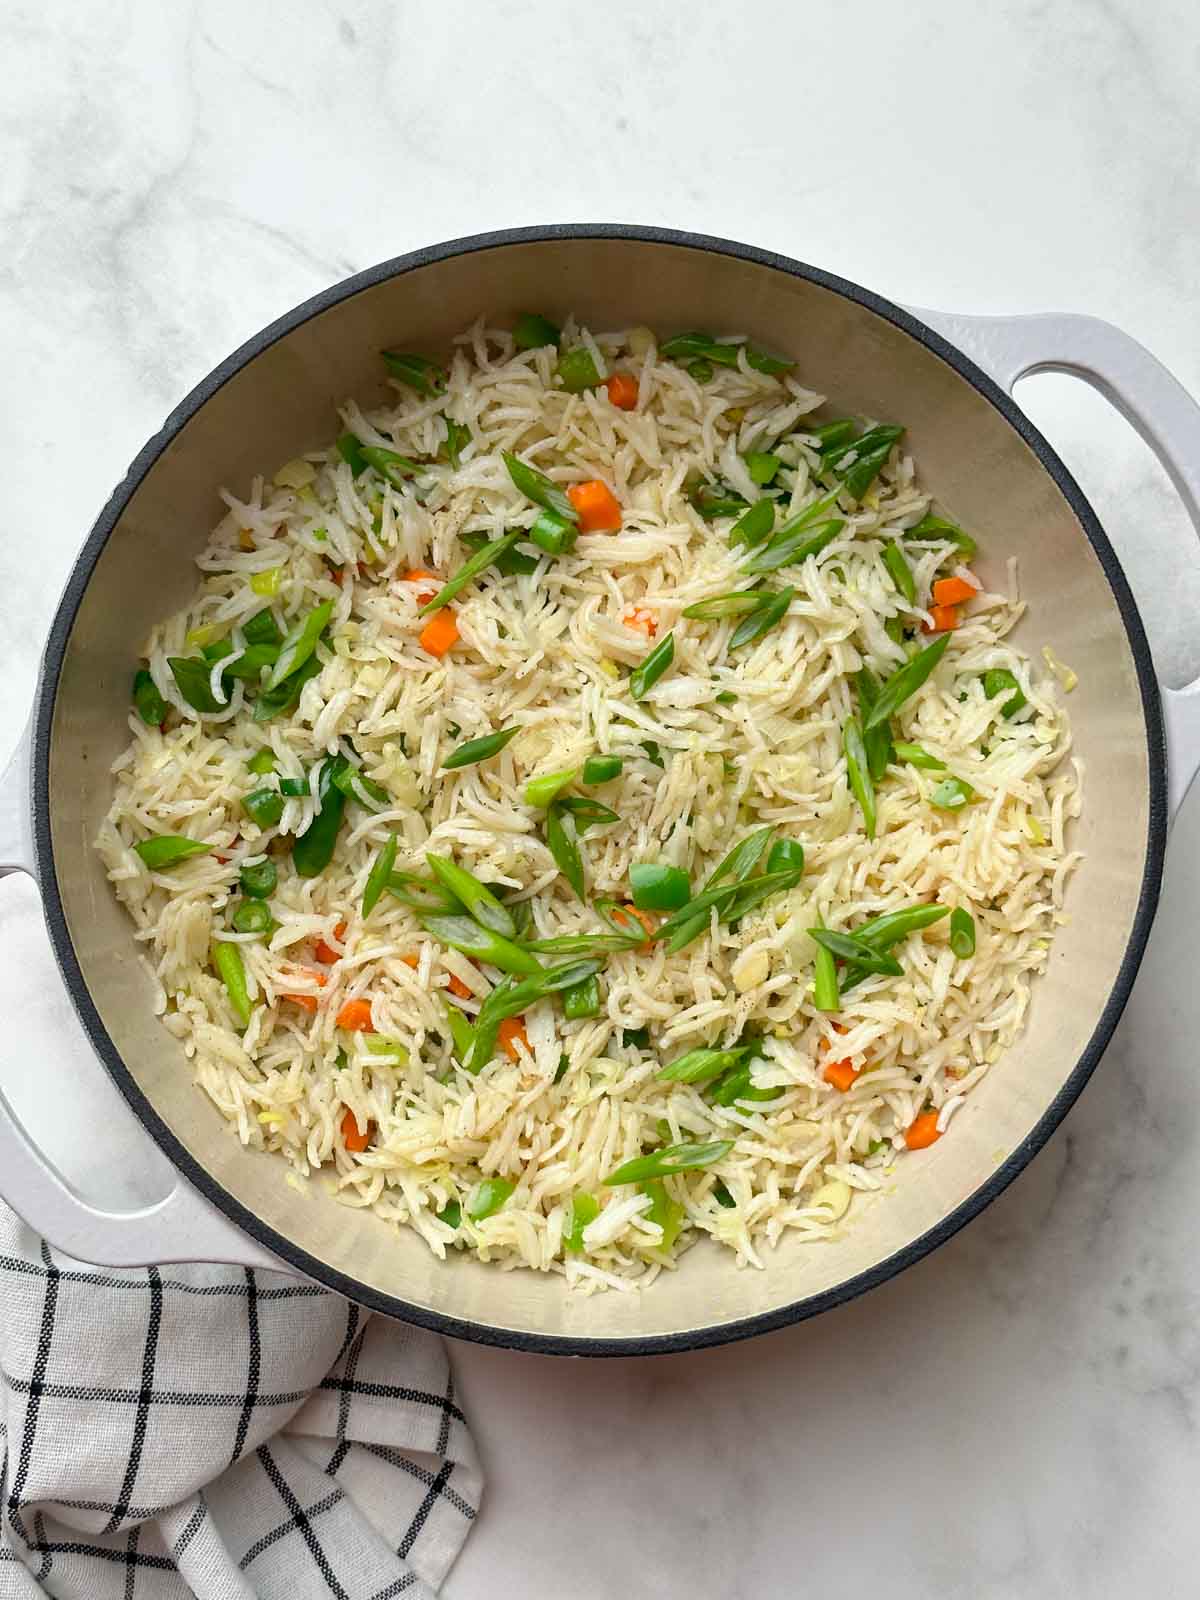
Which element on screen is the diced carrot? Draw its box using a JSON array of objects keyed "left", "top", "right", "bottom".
[
  {"left": 567, "top": 479, "right": 622, "bottom": 532},
  {"left": 447, "top": 972, "right": 472, "bottom": 1000},
  {"left": 623, "top": 607, "right": 657, "bottom": 637},
  {"left": 905, "top": 1110, "right": 942, "bottom": 1150},
  {"left": 336, "top": 998, "right": 375, "bottom": 1032},
  {"left": 932, "top": 576, "right": 977, "bottom": 607},
  {"left": 498, "top": 1016, "right": 530, "bottom": 1062},
  {"left": 606, "top": 372, "right": 639, "bottom": 411},
  {"left": 401, "top": 954, "right": 419, "bottom": 969},
  {"left": 341, "top": 1107, "right": 371, "bottom": 1152},
  {"left": 330, "top": 565, "right": 345, "bottom": 587},
  {"left": 419, "top": 609, "right": 459, "bottom": 657},
  {"left": 314, "top": 919, "right": 348, "bottom": 965},
  {"left": 823, "top": 1058, "right": 860, "bottom": 1093},
  {"left": 922, "top": 604, "right": 960, "bottom": 634}
]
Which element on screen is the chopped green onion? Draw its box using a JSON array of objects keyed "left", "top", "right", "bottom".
[
  {"left": 640, "top": 1179, "right": 684, "bottom": 1251},
  {"left": 332, "top": 766, "right": 390, "bottom": 811},
  {"left": 425, "top": 853, "right": 517, "bottom": 939},
  {"left": 292, "top": 756, "right": 348, "bottom": 877},
  {"left": 710, "top": 1061, "right": 781, "bottom": 1106},
  {"left": 983, "top": 667, "right": 1027, "bottom": 717},
  {"left": 843, "top": 717, "right": 876, "bottom": 839},
  {"left": 527, "top": 509, "right": 578, "bottom": 556},
  {"left": 582, "top": 754, "right": 622, "bottom": 784},
  {"left": 167, "top": 655, "right": 223, "bottom": 714},
  {"left": 336, "top": 432, "right": 368, "bottom": 475},
  {"left": 460, "top": 530, "right": 539, "bottom": 576},
  {"left": 250, "top": 567, "right": 284, "bottom": 598},
  {"left": 554, "top": 796, "right": 620, "bottom": 830},
  {"left": 714, "top": 691, "right": 738, "bottom": 705},
  {"left": 864, "top": 633, "right": 951, "bottom": 730},
  {"left": 362, "top": 834, "right": 398, "bottom": 918},
  {"left": 907, "top": 512, "right": 977, "bottom": 559},
  {"left": 360, "top": 444, "right": 422, "bottom": 487},
  {"left": 247, "top": 748, "right": 277, "bottom": 776},
  {"left": 525, "top": 769, "right": 576, "bottom": 808},
  {"left": 514, "top": 312, "right": 561, "bottom": 350},
  {"left": 278, "top": 777, "right": 308, "bottom": 797},
  {"left": 766, "top": 838, "right": 804, "bottom": 875},
  {"left": 464, "top": 960, "right": 602, "bottom": 1072},
  {"left": 690, "top": 482, "right": 749, "bottom": 520},
  {"left": 808, "top": 927, "right": 903, "bottom": 976},
  {"left": 563, "top": 1192, "right": 599, "bottom": 1252},
  {"left": 629, "top": 632, "right": 675, "bottom": 700},
  {"left": 545, "top": 801, "right": 585, "bottom": 900},
  {"left": 807, "top": 418, "right": 858, "bottom": 453},
  {"left": 243, "top": 787, "right": 284, "bottom": 828},
  {"left": 950, "top": 907, "right": 976, "bottom": 958},
  {"left": 813, "top": 926, "right": 841, "bottom": 1012},
  {"left": 437, "top": 1198, "right": 462, "bottom": 1230},
  {"left": 231, "top": 899, "right": 275, "bottom": 936},
  {"left": 239, "top": 859, "right": 277, "bottom": 899},
  {"left": 251, "top": 653, "right": 323, "bottom": 723},
  {"left": 604, "top": 1139, "right": 732, "bottom": 1186},
  {"left": 686, "top": 357, "right": 712, "bottom": 384},
  {"left": 442, "top": 1000, "right": 476, "bottom": 1065},
  {"left": 682, "top": 591, "right": 768, "bottom": 620},
  {"left": 892, "top": 741, "right": 946, "bottom": 771},
  {"left": 713, "top": 1179, "right": 736, "bottom": 1208},
  {"left": 728, "top": 587, "right": 794, "bottom": 649},
  {"left": 420, "top": 914, "right": 542, "bottom": 977},
  {"left": 381, "top": 350, "right": 446, "bottom": 395},
  {"left": 265, "top": 600, "right": 333, "bottom": 692},
  {"left": 728, "top": 498, "right": 775, "bottom": 548},
  {"left": 213, "top": 940, "right": 252, "bottom": 1027},
  {"left": 442, "top": 726, "right": 520, "bottom": 770},
  {"left": 132, "top": 668, "right": 167, "bottom": 726},
  {"left": 133, "top": 835, "right": 211, "bottom": 870},
  {"left": 745, "top": 451, "right": 781, "bottom": 485},
  {"left": 501, "top": 451, "right": 578, "bottom": 524},
  {"left": 622, "top": 1027, "right": 652, "bottom": 1050},
  {"left": 467, "top": 1177, "right": 514, "bottom": 1221},
  {"left": 421, "top": 529, "right": 524, "bottom": 615},
  {"left": 741, "top": 518, "right": 843, "bottom": 576},
  {"left": 640, "top": 739, "right": 665, "bottom": 768},
  {"left": 630, "top": 862, "right": 691, "bottom": 912},
  {"left": 882, "top": 542, "right": 916, "bottom": 604},
  {"left": 929, "top": 775, "right": 975, "bottom": 810},
  {"left": 439, "top": 416, "right": 471, "bottom": 470},
  {"left": 562, "top": 974, "right": 602, "bottom": 1020},
  {"left": 658, "top": 1046, "right": 751, "bottom": 1084},
  {"left": 557, "top": 346, "right": 603, "bottom": 393},
  {"left": 852, "top": 904, "right": 950, "bottom": 949}
]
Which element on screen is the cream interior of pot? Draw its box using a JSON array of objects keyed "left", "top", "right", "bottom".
[{"left": 44, "top": 237, "right": 1150, "bottom": 1345}]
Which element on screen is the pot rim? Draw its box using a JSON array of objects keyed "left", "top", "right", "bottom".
[{"left": 30, "top": 224, "right": 1168, "bottom": 1355}]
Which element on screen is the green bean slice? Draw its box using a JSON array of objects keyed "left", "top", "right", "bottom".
[
  {"left": 883, "top": 542, "right": 916, "bottom": 604},
  {"left": 843, "top": 717, "right": 876, "bottom": 838},
  {"left": 213, "top": 940, "right": 252, "bottom": 1027},
  {"left": 442, "top": 726, "right": 520, "bottom": 770},
  {"left": 502, "top": 451, "right": 578, "bottom": 523},
  {"left": 362, "top": 835, "right": 398, "bottom": 918},
  {"left": 950, "top": 907, "right": 976, "bottom": 958},
  {"left": 582, "top": 754, "right": 622, "bottom": 784},
  {"left": 381, "top": 350, "right": 446, "bottom": 395}
]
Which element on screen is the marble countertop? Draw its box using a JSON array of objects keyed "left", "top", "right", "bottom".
[{"left": 3, "top": 2, "right": 1200, "bottom": 1594}]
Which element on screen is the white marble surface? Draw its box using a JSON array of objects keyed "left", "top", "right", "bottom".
[{"left": 2, "top": 2, "right": 1200, "bottom": 1594}]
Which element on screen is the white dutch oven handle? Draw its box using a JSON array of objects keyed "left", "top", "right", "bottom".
[
  {"left": 912, "top": 308, "right": 1200, "bottom": 820},
  {"left": 0, "top": 723, "right": 286, "bottom": 1271}
]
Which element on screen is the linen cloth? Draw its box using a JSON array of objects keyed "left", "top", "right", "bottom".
[{"left": 0, "top": 1204, "right": 480, "bottom": 1598}]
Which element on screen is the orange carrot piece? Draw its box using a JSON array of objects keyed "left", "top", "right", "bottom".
[
  {"left": 610, "top": 903, "right": 657, "bottom": 949},
  {"left": 401, "top": 954, "right": 420, "bottom": 969},
  {"left": 497, "top": 1016, "right": 529, "bottom": 1062},
  {"left": 623, "top": 607, "right": 657, "bottom": 637},
  {"left": 419, "top": 610, "right": 460, "bottom": 657},
  {"left": 314, "top": 919, "right": 348, "bottom": 965},
  {"left": 281, "top": 969, "right": 327, "bottom": 1012},
  {"left": 905, "top": 1110, "right": 942, "bottom": 1150},
  {"left": 932, "top": 576, "right": 977, "bottom": 607},
  {"left": 341, "top": 1107, "right": 371, "bottom": 1152},
  {"left": 336, "top": 998, "right": 375, "bottom": 1032},
  {"left": 446, "top": 972, "right": 472, "bottom": 1000},
  {"left": 567, "top": 479, "right": 622, "bottom": 533},
  {"left": 404, "top": 568, "right": 441, "bottom": 598},
  {"left": 606, "top": 372, "right": 639, "bottom": 411},
  {"left": 823, "top": 1058, "right": 860, "bottom": 1093},
  {"left": 922, "top": 604, "right": 960, "bottom": 634}
]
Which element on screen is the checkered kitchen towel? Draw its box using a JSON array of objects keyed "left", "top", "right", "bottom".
[{"left": 0, "top": 1204, "right": 481, "bottom": 1598}]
